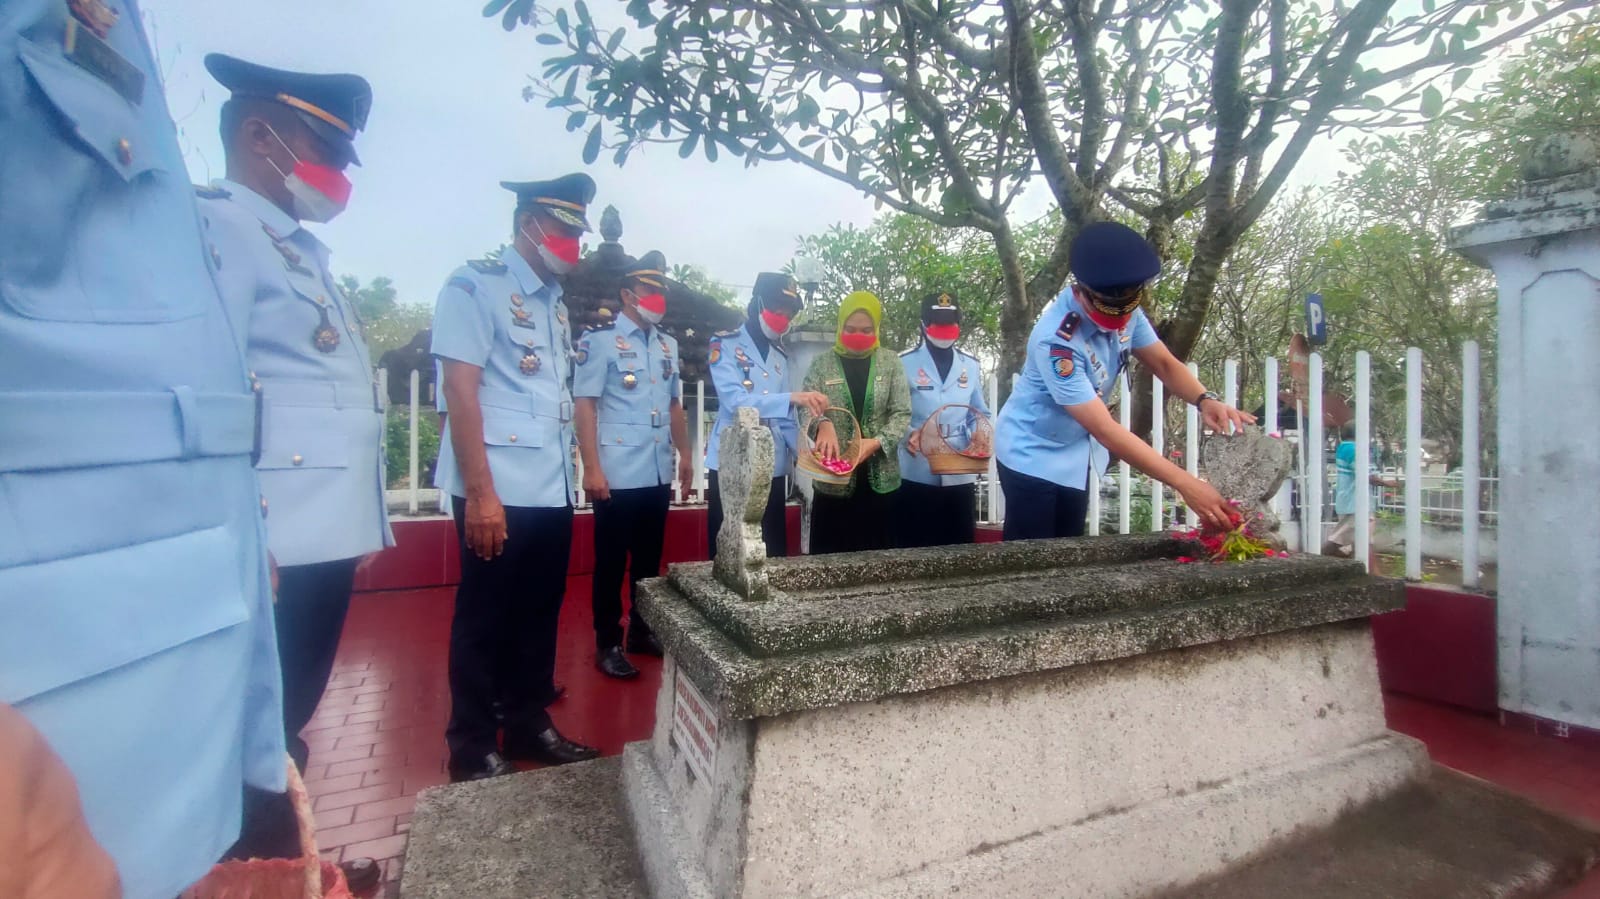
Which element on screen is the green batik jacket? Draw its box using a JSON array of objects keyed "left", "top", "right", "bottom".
[{"left": 801, "top": 347, "right": 913, "bottom": 497}]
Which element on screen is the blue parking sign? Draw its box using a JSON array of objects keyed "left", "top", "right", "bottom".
[{"left": 1305, "top": 293, "right": 1327, "bottom": 346}]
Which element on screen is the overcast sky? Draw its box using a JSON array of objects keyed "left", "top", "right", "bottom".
[{"left": 138, "top": 0, "right": 1419, "bottom": 309}]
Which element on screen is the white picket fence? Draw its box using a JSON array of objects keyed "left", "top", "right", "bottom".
[{"left": 380, "top": 340, "right": 1492, "bottom": 585}]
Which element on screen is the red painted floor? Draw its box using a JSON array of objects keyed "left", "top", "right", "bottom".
[{"left": 304, "top": 586, "right": 1600, "bottom": 896}]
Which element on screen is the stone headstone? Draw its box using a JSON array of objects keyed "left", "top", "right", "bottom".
[
  {"left": 1199, "top": 429, "right": 1293, "bottom": 544},
  {"left": 712, "top": 406, "right": 773, "bottom": 601}
]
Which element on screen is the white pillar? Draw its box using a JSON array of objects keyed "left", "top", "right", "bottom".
[
  {"left": 695, "top": 379, "right": 707, "bottom": 503},
  {"left": 1354, "top": 352, "right": 1371, "bottom": 571},
  {"left": 1452, "top": 153, "right": 1600, "bottom": 729},
  {"left": 1223, "top": 359, "right": 1239, "bottom": 433},
  {"left": 1186, "top": 362, "right": 1200, "bottom": 529},
  {"left": 1461, "top": 341, "right": 1481, "bottom": 589},
  {"left": 1306, "top": 354, "right": 1324, "bottom": 554},
  {"left": 1151, "top": 378, "right": 1165, "bottom": 532},
  {"left": 407, "top": 370, "right": 420, "bottom": 516},
  {"left": 1118, "top": 373, "right": 1131, "bottom": 534},
  {"left": 1405, "top": 347, "right": 1423, "bottom": 581}
]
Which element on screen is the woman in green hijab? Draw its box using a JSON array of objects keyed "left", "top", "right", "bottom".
[{"left": 802, "top": 291, "right": 912, "bottom": 554}]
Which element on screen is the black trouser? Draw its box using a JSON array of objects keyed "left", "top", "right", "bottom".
[
  {"left": 447, "top": 496, "right": 573, "bottom": 762},
  {"left": 591, "top": 484, "right": 670, "bottom": 649},
  {"left": 810, "top": 485, "right": 896, "bottom": 555},
  {"left": 896, "top": 480, "right": 978, "bottom": 548},
  {"left": 706, "top": 472, "right": 788, "bottom": 559},
  {"left": 999, "top": 462, "right": 1090, "bottom": 540},
  {"left": 277, "top": 558, "right": 361, "bottom": 769},
  {"left": 226, "top": 556, "right": 360, "bottom": 861}
]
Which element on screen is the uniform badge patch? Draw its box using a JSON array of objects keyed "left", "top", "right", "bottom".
[
  {"left": 709, "top": 342, "right": 721, "bottom": 365},
  {"left": 958, "top": 369, "right": 970, "bottom": 388},
  {"left": 574, "top": 342, "right": 589, "bottom": 366},
  {"left": 1053, "top": 355, "right": 1075, "bottom": 379},
  {"left": 621, "top": 371, "right": 639, "bottom": 389}
]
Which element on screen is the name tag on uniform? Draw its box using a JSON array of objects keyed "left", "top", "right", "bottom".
[
  {"left": 915, "top": 384, "right": 934, "bottom": 391},
  {"left": 618, "top": 351, "right": 638, "bottom": 359},
  {"left": 65, "top": 17, "right": 145, "bottom": 104}
]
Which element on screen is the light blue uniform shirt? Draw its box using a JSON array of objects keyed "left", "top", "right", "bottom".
[
  {"left": 995, "top": 290, "right": 1159, "bottom": 489},
  {"left": 573, "top": 315, "right": 682, "bottom": 490},
  {"left": 898, "top": 343, "right": 992, "bottom": 487},
  {"left": 199, "top": 181, "right": 394, "bottom": 566},
  {"left": 431, "top": 247, "right": 576, "bottom": 508},
  {"left": 0, "top": 4, "right": 285, "bottom": 896},
  {"left": 705, "top": 324, "right": 798, "bottom": 475}
]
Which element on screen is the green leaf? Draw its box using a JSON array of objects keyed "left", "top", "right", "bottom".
[
  {"left": 482, "top": 0, "right": 514, "bottom": 17},
  {"left": 1361, "top": 94, "right": 1385, "bottom": 111},
  {"left": 705, "top": 137, "right": 719, "bottom": 162},
  {"left": 606, "top": 29, "right": 625, "bottom": 54},
  {"left": 1421, "top": 85, "right": 1444, "bottom": 118},
  {"left": 680, "top": 131, "right": 700, "bottom": 159},
  {"left": 1145, "top": 84, "right": 1160, "bottom": 110},
  {"left": 536, "top": 33, "right": 563, "bottom": 45},
  {"left": 1451, "top": 68, "right": 1472, "bottom": 91},
  {"left": 566, "top": 110, "right": 588, "bottom": 131},
  {"left": 798, "top": 134, "right": 823, "bottom": 147},
  {"left": 556, "top": 8, "right": 570, "bottom": 35},
  {"left": 575, "top": 0, "right": 593, "bottom": 29},
  {"left": 813, "top": 143, "right": 826, "bottom": 165},
  {"left": 582, "top": 122, "right": 603, "bottom": 164}
]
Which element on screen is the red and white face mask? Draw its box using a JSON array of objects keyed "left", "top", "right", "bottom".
[
  {"left": 924, "top": 323, "right": 960, "bottom": 349},
  {"left": 759, "top": 308, "right": 793, "bottom": 340},
  {"left": 266, "top": 124, "right": 351, "bottom": 224},
  {"left": 632, "top": 290, "right": 667, "bottom": 325},
  {"left": 522, "top": 218, "right": 581, "bottom": 275}
]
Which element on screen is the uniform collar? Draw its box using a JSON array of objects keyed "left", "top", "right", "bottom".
[
  {"left": 216, "top": 180, "right": 320, "bottom": 253},
  {"left": 617, "top": 312, "right": 651, "bottom": 342},
  {"left": 500, "top": 246, "right": 561, "bottom": 299}
]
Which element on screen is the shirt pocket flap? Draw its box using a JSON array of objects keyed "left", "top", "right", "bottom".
[
  {"left": 482, "top": 411, "right": 549, "bottom": 448},
  {"left": 17, "top": 36, "right": 162, "bottom": 181},
  {"left": 259, "top": 406, "right": 352, "bottom": 470},
  {"left": 599, "top": 422, "right": 647, "bottom": 447},
  {"left": 0, "top": 525, "right": 250, "bottom": 704}
]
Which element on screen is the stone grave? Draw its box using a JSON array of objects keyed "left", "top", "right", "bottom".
[{"left": 402, "top": 421, "right": 1599, "bottom": 898}]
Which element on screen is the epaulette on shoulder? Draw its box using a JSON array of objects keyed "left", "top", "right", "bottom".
[
  {"left": 712, "top": 328, "right": 741, "bottom": 339},
  {"left": 958, "top": 349, "right": 981, "bottom": 363},
  {"left": 899, "top": 346, "right": 917, "bottom": 357},
  {"left": 194, "top": 184, "right": 231, "bottom": 200},
  {"left": 583, "top": 321, "right": 616, "bottom": 334},
  {"left": 467, "top": 258, "right": 508, "bottom": 275}
]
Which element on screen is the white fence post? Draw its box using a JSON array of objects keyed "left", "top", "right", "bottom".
[
  {"left": 1354, "top": 351, "right": 1372, "bottom": 571},
  {"left": 1118, "top": 372, "right": 1131, "bottom": 534},
  {"left": 988, "top": 374, "right": 1003, "bottom": 525},
  {"left": 1151, "top": 378, "right": 1165, "bottom": 532},
  {"left": 1307, "top": 354, "right": 1324, "bottom": 554},
  {"left": 407, "top": 370, "right": 420, "bottom": 516},
  {"left": 694, "top": 379, "right": 707, "bottom": 503},
  {"left": 1186, "top": 362, "right": 1200, "bottom": 528},
  {"left": 1087, "top": 463, "right": 1101, "bottom": 536},
  {"left": 1223, "top": 358, "right": 1239, "bottom": 434},
  {"left": 1462, "top": 341, "right": 1481, "bottom": 588},
  {"left": 1406, "top": 347, "right": 1424, "bottom": 580}
]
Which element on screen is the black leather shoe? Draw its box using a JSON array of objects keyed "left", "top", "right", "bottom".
[
  {"left": 447, "top": 751, "right": 515, "bottom": 783},
  {"left": 625, "top": 630, "right": 663, "bottom": 657},
  {"left": 503, "top": 726, "right": 600, "bottom": 766},
  {"left": 339, "top": 857, "right": 382, "bottom": 895},
  {"left": 596, "top": 645, "right": 639, "bottom": 679}
]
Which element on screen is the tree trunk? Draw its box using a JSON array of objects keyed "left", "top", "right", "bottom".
[
  {"left": 993, "top": 225, "right": 1034, "bottom": 407},
  {"left": 1131, "top": 219, "right": 1236, "bottom": 439}
]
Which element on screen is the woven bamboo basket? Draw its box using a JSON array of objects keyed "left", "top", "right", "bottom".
[
  {"left": 921, "top": 404, "right": 994, "bottom": 476},
  {"left": 181, "top": 757, "right": 352, "bottom": 899},
  {"left": 798, "top": 406, "right": 863, "bottom": 486}
]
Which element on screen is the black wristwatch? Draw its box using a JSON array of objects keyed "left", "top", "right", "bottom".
[{"left": 1194, "top": 390, "right": 1221, "bottom": 408}]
